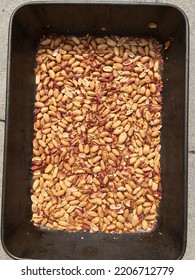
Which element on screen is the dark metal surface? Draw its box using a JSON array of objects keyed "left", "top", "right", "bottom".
[{"left": 1, "top": 1, "right": 189, "bottom": 259}]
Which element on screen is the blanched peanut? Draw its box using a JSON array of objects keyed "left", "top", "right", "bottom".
[{"left": 32, "top": 35, "right": 163, "bottom": 233}]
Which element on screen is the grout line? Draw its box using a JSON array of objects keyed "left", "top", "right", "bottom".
[{"left": 0, "top": 120, "right": 5, "bottom": 123}]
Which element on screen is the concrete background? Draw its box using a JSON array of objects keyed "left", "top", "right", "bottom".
[{"left": 0, "top": 0, "right": 194, "bottom": 259}]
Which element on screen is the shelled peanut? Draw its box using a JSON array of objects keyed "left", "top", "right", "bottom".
[{"left": 31, "top": 34, "right": 163, "bottom": 233}]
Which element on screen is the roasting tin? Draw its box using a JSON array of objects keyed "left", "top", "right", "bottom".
[{"left": 1, "top": 1, "right": 189, "bottom": 259}]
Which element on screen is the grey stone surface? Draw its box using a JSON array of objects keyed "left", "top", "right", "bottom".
[
  {"left": 0, "top": 122, "right": 9, "bottom": 259},
  {"left": 0, "top": 0, "right": 194, "bottom": 260}
]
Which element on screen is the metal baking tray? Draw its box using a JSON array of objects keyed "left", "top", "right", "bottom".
[{"left": 1, "top": 1, "right": 189, "bottom": 259}]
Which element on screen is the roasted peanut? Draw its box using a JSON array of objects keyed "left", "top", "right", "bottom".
[{"left": 31, "top": 35, "right": 163, "bottom": 233}]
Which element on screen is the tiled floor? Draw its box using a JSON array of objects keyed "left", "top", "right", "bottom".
[{"left": 0, "top": 0, "right": 194, "bottom": 259}]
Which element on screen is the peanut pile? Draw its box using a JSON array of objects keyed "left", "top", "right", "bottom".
[{"left": 31, "top": 35, "right": 163, "bottom": 233}]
